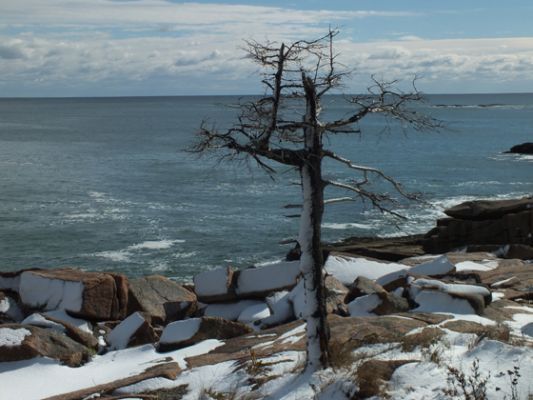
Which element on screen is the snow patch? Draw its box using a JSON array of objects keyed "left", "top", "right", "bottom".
[
  {"left": 22, "top": 313, "right": 66, "bottom": 332},
  {"left": 236, "top": 261, "right": 301, "bottom": 296},
  {"left": 204, "top": 300, "right": 263, "bottom": 321},
  {"left": 194, "top": 267, "right": 232, "bottom": 298},
  {"left": 107, "top": 312, "right": 146, "bottom": 350},
  {"left": 44, "top": 309, "right": 92, "bottom": 333},
  {"left": 159, "top": 318, "right": 201, "bottom": 345},
  {"left": 325, "top": 255, "right": 406, "bottom": 285},
  {"left": 347, "top": 294, "right": 381, "bottom": 316},
  {"left": 237, "top": 302, "right": 271, "bottom": 325},
  {"left": 0, "top": 327, "right": 31, "bottom": 347},
  {"left": 19, "top": 271, "right": 84, "bottom": 312},
  {"left": 455, "top": 260, "right": 499, "bottom": 272},
  {"left": 411, "top": 290, "right": 475, "bottom": 314}
]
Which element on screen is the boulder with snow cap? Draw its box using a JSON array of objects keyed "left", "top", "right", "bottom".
[
  {"left": 106, "top": 312, "right": 157, "bottom": 350},
  {"left": 235, "top": 261, "right": 301, "bottom": 298},
  {"left": 128, "top": 275, "right": 197, "bottom": 323},
  {"left": 193, "top": 266, "right": 236, "bottom": 303},
  {"left": 409, "top": 278, "right": 491, "bottom": 315},
  {"left": 18, "top": 269, "right": 128, "bottom": 321},
  {"left": 158, "top": 316, "right": 252, "bottom": 352},
  {"left": 0, "top": 324, "right": 91, "bottom": 366}
]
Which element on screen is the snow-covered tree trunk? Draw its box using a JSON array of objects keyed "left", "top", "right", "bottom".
[{"left": 298, "top": 75, "right": 330, "bottom": 371}]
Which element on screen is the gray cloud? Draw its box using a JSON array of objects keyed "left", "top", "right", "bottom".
[{"left": 0, "top": 44, "right": 25, "bottom": 59}]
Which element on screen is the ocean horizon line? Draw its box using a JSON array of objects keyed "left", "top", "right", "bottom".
[{"left": 2, "top": 91, "right": 533, "bottom": 100}]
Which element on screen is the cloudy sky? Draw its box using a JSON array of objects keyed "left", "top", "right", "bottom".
[{"left": 1, "top": 0, "right": 533, "bottom": 97}]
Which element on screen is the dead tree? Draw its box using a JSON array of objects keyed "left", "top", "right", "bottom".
[{"left": 191, "top": 30, "right": 440, "bottom": 371}]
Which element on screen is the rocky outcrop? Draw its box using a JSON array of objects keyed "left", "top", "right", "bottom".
[
  {"left": 505, "top": 142, "right": 533, "bottom": 154},
  {"left": 424, "top": 197, "right": 533, "bottom": 256},
  {"left": 0, "top": 324, "right": 91, "bottom": 366},
  {"left": 324, "top": 235, "right": 425, "bottom": 262},
  {"left": 128, "top": 275, "right": 197, "bottom": 324}
]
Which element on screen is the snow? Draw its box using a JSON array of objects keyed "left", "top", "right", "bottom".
[
  {"left": 455, "top": 260, "right": 499, "bottom": 272},
  {"left": 347, "top": 294, "right": 381, "bottom": 316},
  {"left": 193, "top": 266, "right": 232, "bottom": 298},
  {"left": 159, "top": 318, "right": 201, "bottom": 345},
  {"left": 288, "top": 280, "right": 306, "bottom": 318},
  {"left": 204, "top": 299, "right": 264, "bottom": 321},
  {"left": 491, "top": 291, "right": 505, "bottom": 301},
  {"left": 411, "top": 290, "right": 476, "bottom": 314},
  {"left": 506, "top": 313, "right": 533, "bottom": 338},
  {"left": 0, "top": 327, "right": 31, "bottom": 347},
  {"left": 324, "top": 255, "right": 406, "bottom": 285},
  {"left": 236, "top": 261, "right": 301, "bottom": 296},
  {"left": 21, "top": 313, "right": 66, "bottom": 332},
  {"left": 410, "top": 278, "right": 491, "bottom": 298},
  {"left": 116, "top": 360, "right": 241, "bottom": 399},
  {"left": 19, "top": 271, "right": 84, "bottom": 312},
  {"left": 491, "top": 276, "right": 516, "bottom": 288},
  {"left": 389, "top": 339, "right": 533, "bottom": 400},
  {"left": 107, "top": 312, "right": 146, "bottom": 350},
  {"left": 278, "top": 323, "right": 306, "bottom": 342},
  {"left": 44, "top": 309, "right": 92, "bottom": 333},
  {"left": 0, "top": 340, "right": 223, "bottom": 400},
  {"left": 237, "top": 302, "right": 271, "bottom": 325},
  {"left": 0, "top": 295, "right": 23, "bottom": 322},
  {"left": 409, "top": 255, "right": 455, "bottom": 275},
  {"left": 261, "top": 290, "right": 293, "bottom": 327}
]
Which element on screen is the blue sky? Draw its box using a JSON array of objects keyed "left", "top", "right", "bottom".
[{"left": 1, "top": 1, "right": 533, "bottom": 96}]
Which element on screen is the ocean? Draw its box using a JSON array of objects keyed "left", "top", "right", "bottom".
[{"left": 0, "top": 94, "right": 532, "bottom": 280}]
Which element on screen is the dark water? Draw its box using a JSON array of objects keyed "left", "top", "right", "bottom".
[{"left": 0, "top": 94, "right": 532, "bottom": 279}]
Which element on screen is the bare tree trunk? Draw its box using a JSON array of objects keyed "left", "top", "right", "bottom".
[{"left": 298, "top": 75, "right": 330, "bottom": 371}]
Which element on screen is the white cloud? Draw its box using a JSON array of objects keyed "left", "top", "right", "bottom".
[{"left": 0, "top": 1, "right": 532, "bottom": 95}]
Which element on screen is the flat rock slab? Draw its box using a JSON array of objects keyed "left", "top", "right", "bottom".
[
  {"left": 0, "top": 324, "right": 91, "bottom": 367},
  {"left": 128, "top": 275, "right": 197, "bottom": 323}
]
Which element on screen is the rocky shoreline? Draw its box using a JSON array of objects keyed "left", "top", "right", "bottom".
[{"left": 1, "top": 197, "right": 533, "bottom": 399}]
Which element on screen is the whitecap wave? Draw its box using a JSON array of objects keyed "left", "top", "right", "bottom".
[
  {"left": 93, "top": 250, "right": 130, "bottom": 262},
  {"left": 129, "top": 239, "right": 185, "bottom": 251},
  {"left": 322, "top": 222, "right": 373, "bottom": 230},
  {"left": 91, "top": 239, "right": 185, "bottom": 262}
]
